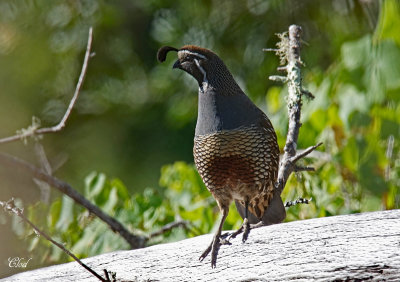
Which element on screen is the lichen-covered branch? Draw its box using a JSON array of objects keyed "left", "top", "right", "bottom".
[
  {"left": 268, "top": 25, "right": 322, "bottom": 196},
  {"left": 284, "top": 197, "right": 312, "bottom": 208}
]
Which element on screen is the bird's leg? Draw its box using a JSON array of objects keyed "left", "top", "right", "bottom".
[
  {"left": 199, "top": 207, "right": 228, "bottom": 268},
  {"left": 242, "top": 200, "right": 250, "bottom": 242},
  {"left": 228, "top": 221, "right": 265, "bottom": 241},
  {"left": 227, "top": 199, "right": 251, "bottom": 242}
]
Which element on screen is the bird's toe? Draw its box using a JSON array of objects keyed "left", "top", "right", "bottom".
[{"left": 242, "top": 218, "right": 250, "bottom": 243}]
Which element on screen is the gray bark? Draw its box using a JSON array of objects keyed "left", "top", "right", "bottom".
[{"left": 3, "top": 209, "right": 400, "bottom": 282}]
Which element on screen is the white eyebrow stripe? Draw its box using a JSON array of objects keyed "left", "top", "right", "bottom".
[{"left": 178, "top": 50, "right": 207, "bottom": 60}]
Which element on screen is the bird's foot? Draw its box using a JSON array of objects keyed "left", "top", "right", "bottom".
[
  {"left": 227, "top": 218, "right": 253, "bottom": 242},
  {"left": 199, "top": 238, "right": 220, "bottom": 268},
  {"left": 220, "top": 231, "right": 232, "bottom": 245},
  {"left": 227, "top": 224, "right": 244, "bottom": 241},
  {"left": 199, "top": 234, "right": 231, "bottom": 268}
]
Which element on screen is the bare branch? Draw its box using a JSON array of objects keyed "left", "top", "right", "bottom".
[
  {"left": 37, "top": 27, "right": 93, "bottom": 134},
  {"left": 294, "top": 166, "right": 315, "bottom": 172},
  {"left": 290, "top": 142, "right": 323, "bottom": 164},
  {"left": 277, "top": 66, "right": 288, "bottom": 72},
  {"left": 295, "top": 149, "right": 331, "bottom": 162},
  {"left": 302, "top": 89, "right": 315, "bottom": 99},
  {"left": 147, "top": 220, "right": 190, "bottom": 240},
  {"left": 0, "top": 152, "right": 146, "bottom": 249},
  {"left": 269, "top": 75, "right": 288, "bottom": 82},
  {"left": 0, "top": 27, "right": 93, "bottom": 145},
  {"left": 262, "top": 48, "right": 279, "bottom": 52},
  {"left": 0, "top": 198, "right": 108, "bottom": 282}
]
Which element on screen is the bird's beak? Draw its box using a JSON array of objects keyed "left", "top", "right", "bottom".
[{"left": 173, "top": 60, "right": 181, "bottom": 69}]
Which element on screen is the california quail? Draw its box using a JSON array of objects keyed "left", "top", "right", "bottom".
[{"left": 157, "top": 45, "right": 285, "bottom": 267}]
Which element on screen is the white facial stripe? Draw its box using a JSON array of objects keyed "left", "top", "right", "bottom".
[
  {"left": 194, "top": 59, "right": 207, "bottom": 83},
  {"left": 179, "top": 50, "right": 207, "bottom": 60},
  {"left": 194, "top": 58, "right": 208, "bottom": 93}
]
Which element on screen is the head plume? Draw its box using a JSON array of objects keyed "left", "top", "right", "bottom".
[{"left": 157, "top": 46, "right": 178, "bottom": 62}]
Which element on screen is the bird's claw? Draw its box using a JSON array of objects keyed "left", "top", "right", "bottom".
[
  {"left": 199, "top": 244, "right": 211, "bottom": 262},
  {"left": 224, "top": 219, "right": 250, "bottom": 243},
  {"left": 199, "top": 234, "right": 230, "bottom": 267}
]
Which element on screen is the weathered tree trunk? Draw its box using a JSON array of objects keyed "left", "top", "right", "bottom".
[{"left": 3, "top": 210, "right": 400, "bottom": 282}]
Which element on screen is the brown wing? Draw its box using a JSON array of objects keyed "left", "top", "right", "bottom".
[{"left": 235, "top": 114, "right": 281, "bottom": 221}]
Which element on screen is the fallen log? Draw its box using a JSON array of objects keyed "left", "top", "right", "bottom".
[{"left": 3, "top": 209, "right": 400, "bottom": 282}]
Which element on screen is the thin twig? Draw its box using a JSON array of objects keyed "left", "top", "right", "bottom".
[
  {"left": 0, "top": 152, "right": 146, "bottom": 249},
  {"left": 284, "top": 197, "right": 312, "bottom": 208},
  {"left": 290, "top": 142, "right": 323, "bottom": 164},
  {"left": 269, "top": 75, "right": 288, "bottom": 82},
  {"left": 34, "top": 142, "right": 52, "bottom": 203},
  {"left": 294, "top": 166, "right": 315, "bottom": 172},
  {"left": 262, "top": 48, "right": 279, "bottom": 52},
  {"left": 0, "top": 27, "right": 93, "bottom": 145},
  {"left": 295, "top": 149, "right": 331, "bottom": 162},
  {"left": 147, "top": 220, "right": 190, "bottom": 240},
  {"left": 0, "top": 198, "right": 108, "bottom": 282}
]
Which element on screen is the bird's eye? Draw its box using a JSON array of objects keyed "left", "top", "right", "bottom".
[{"left": 184, "top": 55, "right": 194, "bottom": 62}]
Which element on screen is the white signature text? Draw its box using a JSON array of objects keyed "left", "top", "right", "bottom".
[{"left": 8, "top": 257, "right": 32, "bottom": 268}]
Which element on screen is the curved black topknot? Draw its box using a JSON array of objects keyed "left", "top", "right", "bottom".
[{"left": 157, "top": 46, "right": 178, "bottom": 62}]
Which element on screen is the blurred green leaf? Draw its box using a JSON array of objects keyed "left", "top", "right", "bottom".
[
  {"left": 266, "top": 86, "right": 282, "bottom": 114},
  {"left": 102, "top": 187, "right": 118, "bottom": 214},
  {"left": 341, "top": 35, "right": 371, "bottom": 71},
  {"left": 84, "top": 172, "right": 107, "bottom": 202},
  {"left": 55, "top": 196, "right": 74, "bottom": 232},
  {"left": 348, "top": 111, "right": 372, "bottom": 130},
  {"left": 337, "top": 85, "right": 369, "bottom": 125},
  {"left": 359, "top": 153, "right": 387, "bottom": 196},
  {"left": 374, "top": 40, "right": 400, "bottom": 90},
  {"left": 48, "top": 199, "right": 62, "bottom": 230},
  {"left": 374, "top": 0, "right": 400, "bottom": 46},
  {"left": 381, "top": 119, "right": 399, "bottom": 139}
]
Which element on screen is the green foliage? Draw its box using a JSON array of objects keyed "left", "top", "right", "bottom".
[
  {"left": 159, "top": 162, "right": 242, "bottom": 233},
  {"left": 281, "top": 1, "right": 400, "bottom": 220},
  {"left": 0, "top": 0, "right": 382, "bottom": 191},
  {"left": 13, "top": 165, "right": 242, "bottom": 265},
  {"left": 12, "top": 172, "right": 162, "bottom": 264}
]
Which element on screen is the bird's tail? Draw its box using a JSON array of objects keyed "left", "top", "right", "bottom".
[{"left": 235, "top": 190, "right": 286, "bottom": 225}]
